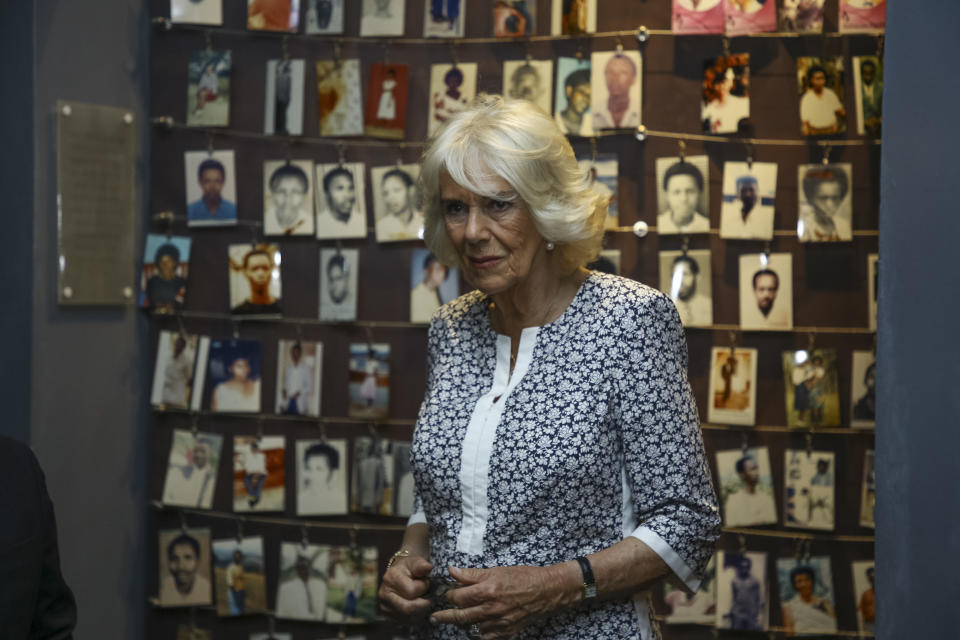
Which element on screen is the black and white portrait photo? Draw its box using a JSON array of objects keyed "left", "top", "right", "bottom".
[
  {"left": 351, "top": 437, "right": 393, "bottom": 515},
  {"left": 305, "top": 0, "right": 344, "bottom": 34},
  {"left": 171, "top": 0, "right": 222, "bottom": 24},
  {"left": 296, "top": 439, "right": 348, "bottom": 516},
  {"left": 360, "top": 0, "right": 406, "bottom": 36},
  {"left": 797, "top": 163, "right": 853, "bottom": 242},
  {"left": 590, "top": 50, "right": 641, "bottom": 130},
  {"left": 275, "top": 542, "right": 330, "bottom": 621},
  {"left": 372, "top": 164, "right": 423, "bottom": 242},
  {"left": 150, "top": 330, "right": 201, "bottom": 409},
  {"left": 553, "top": 56, "right": 592, "bottom": 136},
  {"left": 319, "top": 248, "right": 358, "bottom": 321},
  {"left": 263, "top": 160, "right": 315, "bottom": 236},
  {"left": 206, "top": 339, "right": 262, "bottom": 413},
  {"left": 275, "top": 340, "right": 322, "bottom": 417},
  {"left": 656, "top": 155, "right": 711, "bottom": 234},
  {"left": 707, "top": 347, "right": 757, "bottom": 426},
  {"left": 427, "top": 63, "right": 478, "bottom": 137},
  {"left": 264, "top": 59, "right": 305, "bottom": 136},
  {"left": 715, "top": 551, "right": 768, "bottom": 631},
  {"left": 315, "top": 163, "right": 367, "bottom": 239},
  {"left": 229, "top": 244, "right": 282, "bottom": 316},
  {"left": 739, "top": 253, "right": 792, "bottom": 330},
  {"left": 162, "top": 429, "right": 223, "bottom": 510},
  {"left": 659, "top": 250, "right": 712, "bottom": 327},
  {"left": 716, "top": 447, "right": 777, "bottom": 527},
  {"left": 784, "top": 449, "right": 835, "bottom": 530},
  {"left": 720, "top": 161, "right": 777, "bottom": 240},
  {"left": 184, "top": 150, "right": 238, "bottom": 227},
  {"left": 159, "top": 528, "right": 212, "bottom": 607},
  {"left": 851, "top": 350, "right": 876, "bottom": 428},
  {"left": 502, "top": 59, "right": 553, "bottom": 115}
]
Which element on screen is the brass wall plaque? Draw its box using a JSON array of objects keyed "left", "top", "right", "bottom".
[{"left": 56, "top": 100, "right": 137, "bottom": 305}]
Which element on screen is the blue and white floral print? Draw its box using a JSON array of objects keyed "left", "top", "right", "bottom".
[{"left": 410, "top": 272, "right": 720, "bottom": 639}]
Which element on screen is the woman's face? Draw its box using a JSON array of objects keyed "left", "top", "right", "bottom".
[
  {"left": 793, "top": 573, "right": 814, "bottom": 598},
  {"left": 439, "top": 170, "right": 546, "bottom": 296},
  {"left": 230, "top": 358, "right": 251, "bottom": 381},
  {"left": 382, "top": 175, "right": 411, "bottom": 215}
]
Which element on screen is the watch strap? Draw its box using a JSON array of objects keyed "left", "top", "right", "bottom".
[
  {"left": 386, "top": 548, "right": 411, "bottom": 570},
  {"left": 575, "top": 556, "right": 597, "bottom": 601}
]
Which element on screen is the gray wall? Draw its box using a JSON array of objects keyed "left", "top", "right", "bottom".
[
  {"left": 29, "top": 0, "right": 148, "bottom": 638},
  {"left": 877, "top": 1, "right": 960, "bottom": 638}
]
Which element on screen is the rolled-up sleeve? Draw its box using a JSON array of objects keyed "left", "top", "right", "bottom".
[{"left": 616, "top": 292, "right": 720, "bottom": 592}]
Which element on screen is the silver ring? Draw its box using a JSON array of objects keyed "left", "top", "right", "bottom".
[{"left": 468, "top": 623, "right": 482, "bottom": 638}]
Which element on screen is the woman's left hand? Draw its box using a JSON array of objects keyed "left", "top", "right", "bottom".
[{"left": 430, "top": 564, "right": 579, "bottom": 639}]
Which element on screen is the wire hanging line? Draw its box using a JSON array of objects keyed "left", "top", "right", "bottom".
[
  {"left": 152, "top": 500, "right": 407, "bottom": 533},
  {"left": 649, "top": 616, "right": 877, "bottom": 639},
  {"left": 702, "top": 423, "right": 876, "bottom": 436},
  {"left": 722, "top": 526, "right": 874, "bottom": 544}
]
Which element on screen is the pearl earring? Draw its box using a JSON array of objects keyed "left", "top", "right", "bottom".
[{"left": 546, "top": 242, "right": 555, "bottom": 251}]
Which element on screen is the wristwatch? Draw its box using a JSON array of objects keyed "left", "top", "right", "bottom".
[
  {"left": 575, "top": 556, "right": 597, "bottom": 602},
  {"left": 386, "top": 548, "right": 411, "bottom": 569}
]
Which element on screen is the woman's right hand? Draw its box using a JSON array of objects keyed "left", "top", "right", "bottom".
[{"left": 378, "top": 553, "right": 434, "bottom": 622}]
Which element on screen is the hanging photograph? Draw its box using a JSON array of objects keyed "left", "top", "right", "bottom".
[
  {"left": 159, "top": 528, "right": 212, "bottom": 607},
  {"left": 493, "top": 0, "right": 535, "bottom": 36},
  {"left": 393, "top": 441, "right": 415, "bottom": 517},
  {"left": 724, "top": 0, "right": 776, "bottom": 35},
  {"left": 150, "top": 330, "right": 201, "bottom": 409},
  {"left": 590, "top": 50, "right": 642, "bottom": 130},
  {"left": 360, "top": 0, "right": 406, "bottom": 36},
  {"left": 411, "top": 249, "right": 459, "bottom": 324},
  {"left": 213, "top": 536, "right": 266, "bottom": 615},
  {"left": 860, "top": 449, "right": 875, "bottom": 528},
  {"left": 839, "top": 0, "right": 886, "bottom": 33},
  {"left": 707, "top": 347, "right": 757, "bottom": 425},
  {"left": 778, "top": 0, "right": 824, "bottom": 33},
  {"left": 851, "top": 560, "right": 876, "bottom": 634},
  {"left": 364, "top": 63, "right": 409, "bottom": 139},
  {"left": 305, "top": 0, "right": 344, "bottom": 34},
  {"left": 782, "top": 348, "right": 841, "bottom": 428},
  {"left": 251, "top": 635, "right": 291, "bottom": 640},
  {"left": 206, "top": 338, "right": 262, "bottom": 413},
  {"left": 554, "top": 56, "right": 593, "bottom": 136},
  {"left": 776, "top": 556, "right": 838, "bottom": 635},
  {"left": 853, "top": 55, "right": 883, "bottom": 136},
  {"left": 850, "top": 350, "right": 876, "bottom": 428},
  {"left": 503, "top": 59, "right": 553, "bottom": 115},
  {"left": 716, "top": 446, "right": 776, "bottom": 526},
  {"left": 325, "top": 546, "right": 379, "bottom": 623},
  {"left": 176, "top": 625, "right": 211, "bottom": 640},
  {"left": 372, "top": 163, "right": 423, "bottom": 242},
  {"left": 551, "top": 0, "right": 596, "bottom": 34},
  {"left": 784, "top": 448, "right": 835, "bottom": 531},
  {"left": 719, "top": 161, "right": 776, "bottom": 240},
  {"left": 162, "top": 429, "right": 223, "bottom": 510},
  {"left": 663, "top": 555, "right": 716, "bottom": 624},
  {"left": 275, "top": 340, "right": 322, "bottom": 416},
  {"left": 184, "top": 149, "right": 238, "bottom": 227},
  {"left": 739, "top": 253, "right": 792, "bottom": 331},
  {"left": 655, "top": 155, "right": 711, "bottom": 234},
  {"left": 228, "top": 244, "right": 283, "bottom": 316},
  {"left": 797, "top": 57, "right": 846, "bottom": 135},
  {"left": 316, "top": 60, "right": 364, "bottom": 136},
  {"left": 427, "top": 63, "right": 478, "bottom": 137},
  {"left": 187, "top": 50, "right": 231, "bottom": 127},
  {"left": 351, "top": 437, "right": 394, "bottom": 514},
  {"left": 263, "top": 160, "right": 315, "bottom": 236},
  {"left": 276, "top": 542, "right": 330, "bottom": 621},
  {"left": 672, "top": 0, "right": 723, "bottom": 34},
  {"left": 587, "top": 249, "right": 621, "bottom": 275},
  {"left": 577, "top": 153, "right": 618, "bottom": 229},
  {"left": 867, "top": 253, "right": 878, "bottom": 331},
  {"left": 140, "top": 234, "right": 191, "bottom": 312},
  {"left": 702, "top": 53, "right": 750, "bottom": 134},
  {"left": 424, "top": 0, "right": 465, "bottom": 37},
  {"left": 233, "top": 435, "right": 286, "bottom": 512},
  {"left": 247, "top": 0, "right": 300, "bottom": 31},
  {"left": 264, "top": 59, "right": 305, "bottom": 136},
  {"left": 348, "top": 343, "right": 390, "bottom": 419},
  {"left": 316, "top": 163, "right": 367, "bottom": 239},
  {"left": 171, "top": 0, "right": 222, "bottom": 24},
  {"left": 797, "top": 163, "right": 853, "bottom": 242},
  {"left": 715, "top": 551, "right": 768, "bottom": 631},
  {"left": 659, "top": 250, "right": 713, "bottom": 327},
  {"left": 319, "top": 248, "right": 359, "bottom": 321},
  {"left": 296, "top": 438, "right": 348, "bottom": 516}
]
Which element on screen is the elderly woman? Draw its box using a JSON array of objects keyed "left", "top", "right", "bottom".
[{"left": 378, "top": 96, "right": 719, "bottom": 640}]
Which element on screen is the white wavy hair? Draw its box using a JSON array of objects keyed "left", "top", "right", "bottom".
[{"left": 419, "top": 95, "right": 608, "bottom": 270}]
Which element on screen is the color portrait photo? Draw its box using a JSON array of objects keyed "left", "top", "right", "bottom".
[
  {"left": 784, "top": 449, "right": 835, "bottom": 530},
  {"left": 206, "top": 339, "right": 262, "bottom": 413},
  {"left": 348, "top": 344, "right": 390, "bottom": 418},
  {"left": 493, "top": 0, "right": 535, "bottom": 36},
  {"left": 839, "top": 0, "right": 886, "bottom": 33},
  {"left": 140, "top": 234, "right": 191, "bottom": 313},
  {"left": 228, "top": 244, "right": 282, "bottom": 316},
  {"left": 364, "top": 63, "right": 409, "bottom": 139},
  {"left": 424, "top": 0, "right": 464, "bottom": 37},
  {"left": 850, "top": 350, "right": 876, "bottom": 428},
  {"left": 316, "top": 60, "right": 363, "bottom": 136},
  {"left": 702, "top": 54, "right": 749, "bottom": 135},
  {"left": 551, "top": 0, "right": 596, "bottom": 35},
  {"left": 590, "top": 50, "right": 641, "bottom": 130},
  {"left": 184, "top": 150, "right": 237, "bottom": 227},
  {"left": 577, "top": 153, "right": 618, "bottom": 229},
  {"left": 778, "top": 0, "right": 824, "bottom": 33},
  {"left": 860, "top": 449, "right": 875, "bottom": 528},
  {"left": 717, "top": 447, "right": 776, "bottom": 527},
  {"left": 410, "top": 249, "right": 458, "bottom": 324},
  {"left": 275, "top": 340, "right": 322, "bottom": 417},
  {"left": 162, "top": 429, "right": 223, "bottom": 510},
  {"left": 798, "top": 57, "right": 846, "bottom": 136},
  {"left": 428, "top": 63, "right": 478, "bottom": 137},
  {"left": 187, "top": 50, "right": 230, "bottom": 127},
  {"left": 150, "top": 330, "right": 201, "bottom": 409},
  {"left": 782, "top": 348, "right": 840, "bottom": 428},
  {"left": 715, "top": 551, "right": 767, "bottom": 631},
  {"left": 554, "top": 56, "right": 592, "bottom": 136},
  {"left": 352, "top": 437, "right": 393, "bottom": 515},
  {"left": 159, "top": 528, "right": 212, "bottom": 607},
  {"left": 663, "top": 555, "right": 716, "bottom": 624},
  {"left": 213, "top": 536, "right": 266, "bottom": 616},
  {"left": 724, "top": 0, "right": 776, "bottom": 36},
  {"left": 672, "top": 0, "right": 723, "bottom": 35},
  {"left": 325, "top": 546, "right": 379, "bottom": 623},
  {"left": 776, "top": 556, "right": 837, "bottom": 635},
  {"left": 851, "top": 560, "right": 876, "bottom": 634},
  {"left": 247, "top": 0, "right": 299, "bottom": 32},
  {"left": 707, "top": 347, "right": 757, "bottom": 425},
  {"left": 233, "top": 436, "right": 285, "bottom": 512},
  {"left": 853, "top": 55, "right": 883, "bottom": 136}
]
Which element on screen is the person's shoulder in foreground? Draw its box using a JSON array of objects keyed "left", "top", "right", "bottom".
[{"left": 0, "top": 436, "right": 77, "bottom": 640}]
